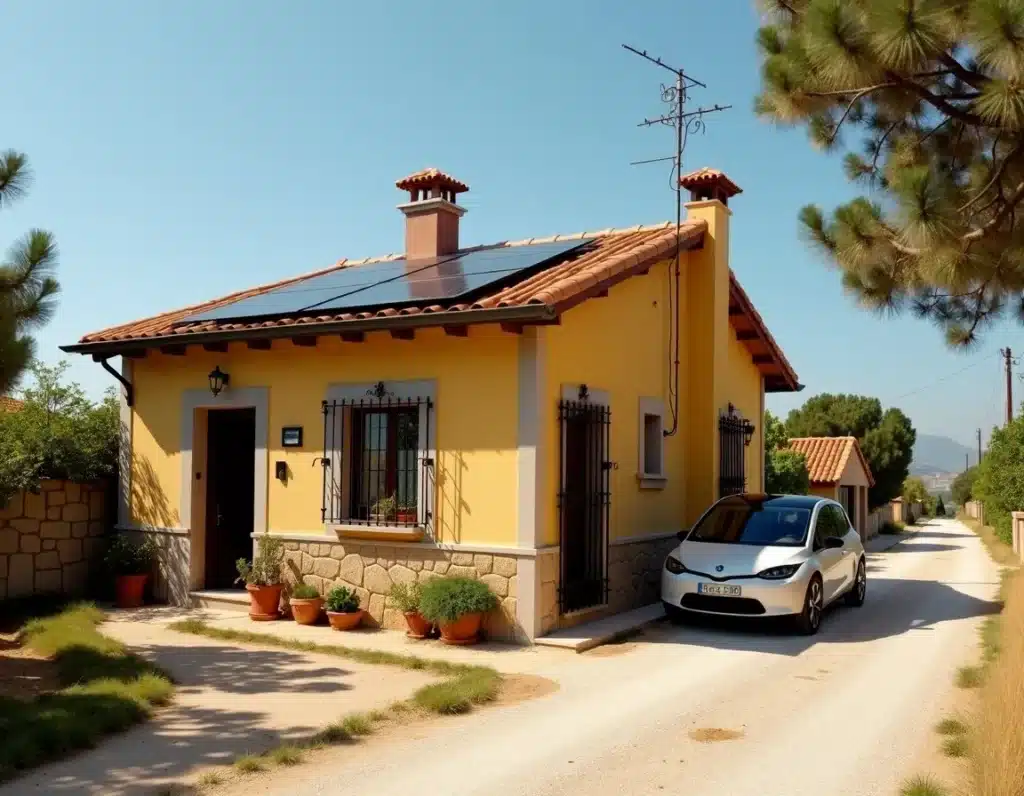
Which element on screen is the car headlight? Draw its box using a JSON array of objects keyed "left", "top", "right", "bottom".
[
  {"left": 665, "top": 555, "right": 686, "bottom": 574},
  {"left": 757, "top": 563, "right": 802, "bottom": 580}
]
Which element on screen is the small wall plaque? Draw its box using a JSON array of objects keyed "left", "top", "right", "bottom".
[{"left": 282, "top": 426, "right": 303, "bottom": 448}]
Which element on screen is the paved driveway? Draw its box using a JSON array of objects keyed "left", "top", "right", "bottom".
[{"left": 210, "top": 518, "right": 999, "bottom": 796}]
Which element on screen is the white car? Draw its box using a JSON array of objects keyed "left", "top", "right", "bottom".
[{"left": 661, "top": 494, "right": 867, "bottom": 634}]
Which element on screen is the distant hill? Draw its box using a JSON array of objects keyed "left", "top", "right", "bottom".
[{"left": 911, "top": 433, "right": 974, "bottom": 475}]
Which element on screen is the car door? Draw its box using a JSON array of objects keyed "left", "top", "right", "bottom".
[
  {"left": 834, "top": 503, "right": 858, "bottom": 592},
  {"left": 812, "top": 504, "right": 845, "bottom": 603}
]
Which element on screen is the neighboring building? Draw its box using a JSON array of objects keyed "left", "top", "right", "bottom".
[
  {"left": 787, "top": 436, "right": 874, "bottom": 538},
  {"left": 0, "top": 396, "right": 24, "bottom": 412},
  {"left": 62, "top": 166, "right": 799, "bottom": 641}
]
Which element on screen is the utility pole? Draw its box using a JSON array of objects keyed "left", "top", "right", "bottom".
[
  {"left": 977, "top": 427, "right": 983, "bottom": 465},
  {"left": 965, "top": 452, "right": 969, "bottom": 472},
  {"left": 1003, "top": 347, "right": 1014, "bottom": 425}
]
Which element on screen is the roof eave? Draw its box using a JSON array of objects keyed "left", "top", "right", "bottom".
[{"left": 60, "top": 304, "right": 558, "bottom": 357}]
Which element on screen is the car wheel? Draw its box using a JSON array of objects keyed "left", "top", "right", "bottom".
[
  {"left": 663, "top": 602, "right": 687, "bottom": 624},
  {"left": 845, "top": 558, "right": 866, "bottom": 607},
  {"left": 794, "top": 576, "right": 823, "bottom": 636}
]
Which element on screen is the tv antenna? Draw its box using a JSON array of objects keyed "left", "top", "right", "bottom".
[{"left": 622, "top": 44, "right": 730, "bottom": 437}]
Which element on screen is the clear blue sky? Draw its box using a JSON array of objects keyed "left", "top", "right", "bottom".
[{"left": 4, "top": 0, "right": 1016, "bottom": 450}]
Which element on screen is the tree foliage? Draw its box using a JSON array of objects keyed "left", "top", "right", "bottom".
[
  {"left": 757, "top": 0, "right": 1024, "bottom": 346},
  {"left": 785, "top": 393, "right": 916, "bottom": 507},
  {"left": 903, "top": 475, "right": 929, "bottom": 503},
  {"left": 951, "top": 464, "right": 978, "bottom": 503},
  {"left": 0, "top": 150, "right": 59, "bottom": 392},
  {"left": 764, "top": 410, "right": 811, "bottom": 494},
  {"left": 0, "top": 361, "right": 118, "bottom": 506},
  {"left": 974, "top": 417, "right": 1024, "bottom": 543}
]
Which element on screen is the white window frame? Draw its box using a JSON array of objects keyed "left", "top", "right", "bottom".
[
  {"left": 324, "top": 379, "right": 436, "bottom": 537},
  {"left": 638, "top": 396, "right": 667, "bottom": 490}
]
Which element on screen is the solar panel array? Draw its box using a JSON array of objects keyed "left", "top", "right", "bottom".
[{"left": 179, "top": 239, "right": 592, "bottom": 325}]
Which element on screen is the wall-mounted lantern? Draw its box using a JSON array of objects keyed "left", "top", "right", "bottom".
[{"left": 208, "top": 365, "right": 230, "bottom": 397}]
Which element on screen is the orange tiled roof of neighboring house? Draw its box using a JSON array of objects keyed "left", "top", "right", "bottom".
[
  {"left": 0, "top": 396, "right": 23, "bottom": 412},
  {"left": 787, "top": 437, "right": 875, "bottom": 487},
  {"left": 65, "top": 221, "right": 800, "bottom": 392}
]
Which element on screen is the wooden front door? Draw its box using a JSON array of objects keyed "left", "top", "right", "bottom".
[{"left": 204, "top": 408, "right": 256, "bottom": 589}]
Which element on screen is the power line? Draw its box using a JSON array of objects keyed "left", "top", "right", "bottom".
[{"left": 891, "top": 352, "right": 1001, "bottom": 401}]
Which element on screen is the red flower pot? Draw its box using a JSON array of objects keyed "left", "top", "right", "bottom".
[
  {"left": 115, "top": 574, "right": 148, "bottom": 609},
  {"left": 438, "top": 612, "right": 483, "bottom": 645},
  {"left": 403, "top": 611, "right": 433, "bottom": 639},
  {"left": 290, "top": 597, "right": 324, "bottom": 626},
  {"left": 327, "top": 610, "right": 364, "bottom": 631},
  {"left": 246, "top": 584, "right": 283, "bottom": 621}
]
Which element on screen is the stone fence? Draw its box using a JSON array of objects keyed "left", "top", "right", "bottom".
[
  {"left": 965, "top": 500, "right": 985, "bottom": 524},
  {"left": 0, "top": 480, "right": 109, "bottom": 600},
  {"left": 863, "top": 503, "right": 894, "bottom": 538}
]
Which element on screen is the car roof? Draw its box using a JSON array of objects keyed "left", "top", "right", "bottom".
[{"left": 726, "top": 493, "right": 827, "bottom": 509}]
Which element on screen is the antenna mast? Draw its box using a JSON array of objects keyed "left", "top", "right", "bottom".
[{"left": 622, "top": 43, "right": 730, "bottom": 437}]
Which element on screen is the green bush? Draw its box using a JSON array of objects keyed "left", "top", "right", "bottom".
[
  {"left": 388, "top": 581, "right": 423, "bottom": 613},
  {"left": 419, "top": 577, "right": 498, "bottom": 623},
  {"left": 235, "top": 535, "right": 284, "bottom": 586},
  {"left": 103, "top": 535, "right": 156, "bottom": 576},
  {"left": 290, "top": 583, "right": 320, "bottom": 600},
  {"left": 325, "top": 586, "right": 360, "bottom": 613},
  {"left": 974, "top": 417, "right": 1024, "bottom": 546},
  {"left": 879, "top": 521, "right": 905, "bottom": 535}
]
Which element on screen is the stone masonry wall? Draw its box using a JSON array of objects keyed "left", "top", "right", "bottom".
[
  {"left": 607, "top": 535, "right": 678, "bottom": 614},
  {"left": 282, "top": 538, "right": 522, "bottom": 642},
  {"left": 0, "top": 480, "right": 109, "bottom": 600}
]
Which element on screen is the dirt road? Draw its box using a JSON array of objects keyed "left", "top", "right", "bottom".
[{"left": 220, "top": 518, "right": 1000, "bottom": 796}]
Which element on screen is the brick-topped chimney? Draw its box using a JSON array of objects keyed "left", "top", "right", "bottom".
[
  {"left": 396, "top": 168, "right": 469, "bottom": 259},
  {"left": 679, "top": 167, "right": 742, "bottom": 206}
]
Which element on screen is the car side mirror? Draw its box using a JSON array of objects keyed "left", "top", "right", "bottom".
[
  {"left": 824, "top": 536, "right": 844, "bottom": 549},
  {"left": 676, "top": 528, "right": 689, "bottom": 541}
]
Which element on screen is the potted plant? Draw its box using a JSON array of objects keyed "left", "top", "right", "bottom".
[
  {"left": 289, "top": 583, "right": 323, "bottom": 625},
  {"left": 389, "top": 581, "right": 431, "bottom": 639},
  {"left": 419, "top": 576, "right": 498, "bottom": 645},
  {"left": 325, "top": 585, "right": 363, "bottom": 630},
  {"left": 235, "top": 535, "right": 285, "bottom": 621},
  {"left": 105, "top": 535, "right": 157, "bottom": 609},
  {"left": 395, "top": 503, "right": 418, "bottom": 525},
  {"left": 370, "top": 494, "right": 397, "bottom": 524}
]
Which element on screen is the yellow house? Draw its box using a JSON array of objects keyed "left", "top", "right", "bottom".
[
  {"left": 788, "top": 437, "right": 874, "bottom": 538},
  {"left": 63, "top": 166, "right": 800, "bottom": 641}
]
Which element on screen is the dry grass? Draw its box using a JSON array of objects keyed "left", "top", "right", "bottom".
[
  {"left": 899, "top": 775, "right": 949, "bottom": 796},
  {"left": 232, "top": 754, "right": 265, "bottom": 773},
  {"left": 941, "top": 735, "right": 969, "bottom": 758},
  {"left": 935, "top": 717, "right": 969, "bottom": 736},
  {"left": 959, "top": 515, "right": 1021, "bottom": 568},
  {"left": 970, "top": 572, "right": 1024, "bottom": 796},
  {"left": 196, "top": 770, "right": 223, "bottom": 787},
  {"left": 688, "top": 727, "right": 744, "bottom": 743}
]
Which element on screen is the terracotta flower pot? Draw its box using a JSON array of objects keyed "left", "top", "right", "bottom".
[
  {"left": 327, "top": 610, "right": 364, "bottom": 631},
  {"left": 403, "top": 610, "right": 433, "bottom": 639},
  {"left": 396, "top": 510, "right": 417, "bottom": 525},
  {"left": 114, "top": 574, "right": 148, "bottom": 609},
  {"left": 290, "top": 597, "right": 323, "bottom": 626},
  {"left": 438, "top": 612, "right": 483, "bottom": 645},
  {"left": 246, "top": 583, "right": 283, "bottom": 621}
]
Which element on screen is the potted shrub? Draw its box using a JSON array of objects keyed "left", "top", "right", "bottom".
[
  {"left": 370, "top": 494, "right": 397, "bottom": 524},
  {"left": 289, "top": 583, "right": 323, "bottom": 625},
  {"left": 105, "top": 535, "right": 157, "bottom": 609},
  {"left": 389, "top": 581, "right": 431, "bottom": 639},
  {"left": 419, "top": 576, "right": 498, "bottom": 645},
  {"left": 395, "top": 503, "right": 417, "bottom": 525},
  {"left": 235, "top": 535, "right": 285, "bottom": 621},
  {"left": 325, "top": 585, "right": 363, "bottom": 630}
]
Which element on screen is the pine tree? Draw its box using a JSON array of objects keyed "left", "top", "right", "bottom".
[
  {"left": 757, "top": 0, "right": 1024, "bottom": 345},
  {"left": 0, "top": 150, "right": 59, "bottom": 394},
  {"left": 936, "top": 494, "right": 947, "bottom": 515}
]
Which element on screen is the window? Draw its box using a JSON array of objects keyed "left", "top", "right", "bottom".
[
  {"left": 687, "top": 495, "right": 810, "bottom": 547},
  {"left": 320, "top": 381, "right": 434, "bottom": 530},
  {"left": 638, "top": 397, "right": 666, "bottom": 489},
  {"left": 813, "top": 504, "right": 846, "bottom": 548}
]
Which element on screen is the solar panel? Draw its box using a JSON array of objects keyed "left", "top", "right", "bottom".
[
  {"left": 178, "top": 239, "right": 590, "bottom": 324},
  {"left": 304, "top": 239, "right": 591, "bottom": 313}
]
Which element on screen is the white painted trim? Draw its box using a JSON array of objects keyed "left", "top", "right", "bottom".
[
  {"left": 180, "top": 387, "right": 269, "bottom": 535},
  {"left": 396, "top": 197, "right": 467, "bottom": 217},
  {"left": 637, "top": 396, "right": 666, "bottom": 484},
  {"left": 609, "top": 530, "right": 679, "bottom": 546},
  {"left": 324, "top": 379, "right": 437, "bottom": 536},
  {"left": 117, "top": 524, "right": 190, "bottom": 537},
  {"left": 253, "top": 530, "right": 543, "bottom": 558},
  {"left": 118, "top": 358, "right": 133, "bottom": 527},
  {"left": 517, "top": 330, "right": 543, "bottom": 548}
]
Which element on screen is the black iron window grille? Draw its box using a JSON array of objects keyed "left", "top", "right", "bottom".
[
  {"left": 719, "top": 404, "right": 755, "bottom": 498},
  {"left": 321, "top": 382, "right": 433, "bottom": 528},
  {"left": 557, "top": 388, "right": 611, "bottom": 614}
]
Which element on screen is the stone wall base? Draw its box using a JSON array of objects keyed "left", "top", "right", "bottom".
[
  {"left": 608, "top": 535, "right": 677, "bottom": 614},
  {"left": 284, "top": 539, "right": 523, "bottom": 642}
]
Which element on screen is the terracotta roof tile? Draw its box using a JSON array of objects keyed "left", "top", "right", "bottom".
[
  {"left": 0, "top": 396, "right": 23, "bottom": 412},
  {"left": 395, "top": 168, "right": 469, "bottom": 194},
  {"left": 787, "top": 437, "right": 875, "bottom": 487},
  {"left": 679, "top": 167, "right": 742, "bottom": 198}
]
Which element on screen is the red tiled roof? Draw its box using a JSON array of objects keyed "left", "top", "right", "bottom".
[
  {"left": 787, "top": 437, "right": 875, "bottom": 486},
  {"left": 679, "top": 167, "right": 742, "bottom": 199},
  {"left": 0, "top": 396, "right": 23, "bottom": 412},
  {"left": 395, "top": 168, "right": 469, "bottom": 194}
]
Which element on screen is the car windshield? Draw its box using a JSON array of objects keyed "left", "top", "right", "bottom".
[{"left": 687, "top": 497, "right": 812, "bottom": 547}]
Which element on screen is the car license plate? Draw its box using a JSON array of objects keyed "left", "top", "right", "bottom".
[{"left": 698, "top": 583, "right": 741, "bottom": 597}]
